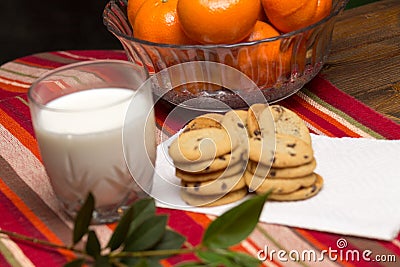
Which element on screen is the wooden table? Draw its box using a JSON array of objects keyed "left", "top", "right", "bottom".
[{"left": 322, "top": 0, "right": 400, "bottom": 124}]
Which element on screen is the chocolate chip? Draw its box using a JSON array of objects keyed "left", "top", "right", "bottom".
[
  {"left": 254, "top": 130, "right": 261, "bottom": 136},
  {"left": 196, "top": 138, "right": 203, "bottom": 141},
  {"left": 221, "top": 183, "right": 227, "bottom": 191},
  {"left": 194, "top": 182, "right": 201, "bottom": 191},
  {"left": 290, "top": 153, "right": 296, "bottom": 157},
  {"left": 304, "top": 155, "right": 309, "bottom": 159},
  {"left": 310, "top": 185, "right": 317, "bottom": 193},
  {"left": 218, "top": 155, "right": 226, "bottom": 160},
  {"left": 269, "top": 170, "right": 276, "bottom": 177},
  {"left": 194, "top": 146, "right": 198, "bottom": 150},
  {"left": 255, "top": 137, "right": 261, "bottom": 141},
  {"left": 237, "top": 122, "right": 245, "bottom": 128},
  {"left": 287, "top": 143, "right": 296, "bottom": 148},
  {"left": 205, "top": 166, "right": 210, "bottom": 171}
]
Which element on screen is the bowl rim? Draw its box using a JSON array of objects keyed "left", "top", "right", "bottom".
[{"left": 103, "top": 0, "right": 349, "bottom": 48}]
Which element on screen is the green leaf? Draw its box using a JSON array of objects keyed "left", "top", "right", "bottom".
[
  {"left": 201, "top": 192, "right": 270, "bottom": 248},
  {"left": 150, "top": 229, "right": 186, "bottom": 259},
  {"left": 121, "top": 257, "right": 160, "bottom": 267},
  {"left": 73, "top": 193, "right": 95, "bottom": 244},
  {"left": 225, "top": 251, "right": 261, "bottom": 267},
  {"left": 124, "top": 215, "right": 168, "bottom": 251},
  {"left": 196, "top": 250, "right": 237, "bottom": 266},
  {"left": 85, "top": 230, "right": 101, "bottom": 258},
  {"left": 63, "top": 258, "right": 85, "bottom": 267},
  {"left": 127, "top": 198, "right": 157, "bottom": 235},
  {"left": 132, "top": 259, "right": 150, "bottom": 267},
  {"left": 93, "top": 255, "right": 111, "bottom": 267},
  {"left": 145, "top": 258, "right": 163, "bottom": 267},
  {"left": 106, "top": 203, "right": 135, "bottom": 251}
]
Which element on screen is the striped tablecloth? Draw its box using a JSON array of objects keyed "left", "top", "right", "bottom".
[{"left": 1, "top": 50, "right": 399, "bottom": 267}]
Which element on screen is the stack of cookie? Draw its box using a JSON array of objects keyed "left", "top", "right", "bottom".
[
  {"left": 168, "top": 111, "right": 249, "bottom": 207},
  {"left": 245, "top": 104, "right": 323, "bottom": 201}
]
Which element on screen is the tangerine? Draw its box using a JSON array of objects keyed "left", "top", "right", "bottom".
[
  {"left": 127, "top": 0, "right": 147, "bottom": 27},
  {"left": 237, "top": 21, "right": 291, "bottom": 88},
  {"left": 133, "top": 0, "right": 196, "bottom": 45},
  {"left": 177, "top": 0, "right": 260, "bottom": 44},
  {"left": 261, "top": 0, "right": 332, "bottom": 33}
]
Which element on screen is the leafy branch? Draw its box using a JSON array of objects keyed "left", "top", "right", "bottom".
[{"left": 0, "top": 192, "right": 270, "bottom": 267}]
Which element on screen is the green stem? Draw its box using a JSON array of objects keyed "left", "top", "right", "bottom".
[
  {"left": 111, "top": 247, "right": 197, "bottom": 259},
  {"left": 0, "top": 229, "right": 85, "bottom": 255},
  {"left": 1, "top": 228, "right": 198, "bottom": 260}
]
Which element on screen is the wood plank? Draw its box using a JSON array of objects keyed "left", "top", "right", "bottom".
[{"left": 321, "top": 0, "right": 400, "bottom": 124}]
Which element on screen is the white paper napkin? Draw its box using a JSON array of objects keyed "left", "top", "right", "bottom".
[{"left": 152, "top": 134, "right": 400, "bottom": 241}]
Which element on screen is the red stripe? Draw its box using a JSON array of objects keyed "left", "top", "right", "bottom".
[
  {"left": 157, "top": 208, "right": 202, "bottom": 264},
  {"left": 15, "top": 56, "right": 65, "bottom": 69},
  {"left": 308, "top": 76, "right": 400, "bottom": 139},
  {"left": 0, "top": 96, "right": 35, "bottom": 137},
  {"left": 157, "top": 208, "right": 204, "bottom": 246},
  {"left": 0, "top": 185, "right": 67, "bottom": 266}
]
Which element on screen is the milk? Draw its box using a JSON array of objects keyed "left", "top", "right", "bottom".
[{"left": 34, "top": 88, "right": 156, "bottom": 211}]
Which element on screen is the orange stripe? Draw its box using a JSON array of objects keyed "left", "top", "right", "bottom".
[
  {"left": 0, "top": 178, "right": 75, "bottom": 261},
  {"left": 231, "top": 242, "right": 256, "bottom": 255},
  {"left": 184, "top": 212, "right": 212, "bottom": 229},
  {"left": 156, "top": 116, "right": 175, "bottom": 137},
  {"left": 0, "top": 108, "right": 41, "bottom": 161},
  {"left": 160, "top": 259, "right": 173, "bottom": 267},
  {"left": 302, "top": 114, "right": 337, "bottom": 137},
  {"left": 294, "top": 97, "right": 361, "bottom": 137},
  {"left": 0, "top": 80, "right": 28, "bottom": 93},
  {"left": 294, "top": 228, "right": 355, "bottom": 267}
]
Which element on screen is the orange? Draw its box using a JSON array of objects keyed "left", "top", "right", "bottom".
[
  {"left": 127, "top": 0, "right": 147, "bottom": 27},
  {"left": 177, "top": 0, "right": 260, "bottom": 44},
  {"left": 133, "top": 0, "right": 196, "bottom": 45},
  {"left": 262, "top": 0, "right": 332, "bottom": 33},
  {"left": 237, "top": 21, "right": 291, "bottom": 89}
]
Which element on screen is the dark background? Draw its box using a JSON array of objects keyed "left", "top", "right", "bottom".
[
  {"left": 0, "top": 0, "right": 378, "bottom": 65},
  {"left": 0, "top": 0, "right": 121, "bottom": 65}
]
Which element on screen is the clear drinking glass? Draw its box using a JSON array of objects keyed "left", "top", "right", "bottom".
[{"left": 28, "top": 60, "right": 156, "bottom": 224}]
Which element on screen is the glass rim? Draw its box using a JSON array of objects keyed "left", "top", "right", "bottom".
[
  {"left": 103, "top": 0, "right": 349, "bottom": 49},
  {"left": 28, "top": 59, "right": 147, "bottom": 113}
]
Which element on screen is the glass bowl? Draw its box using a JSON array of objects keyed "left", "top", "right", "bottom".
[{"left": 103, "top": 0, "right": 348, "bottom": 109}]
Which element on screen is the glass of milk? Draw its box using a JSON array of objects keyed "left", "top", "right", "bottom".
[{"left": 28, "top": 60, "right": 156, "bottom": 224}]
